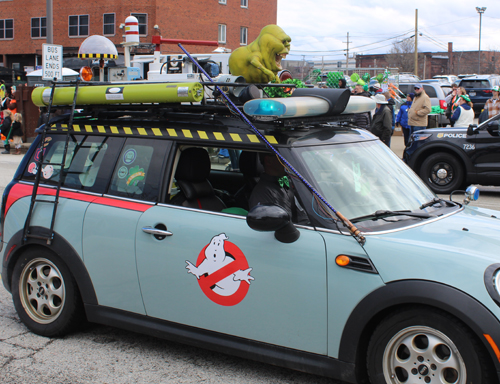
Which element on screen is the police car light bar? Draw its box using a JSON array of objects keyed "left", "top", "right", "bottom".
[{"left": 243, "top": 95, "right": 375, "bottom": 120}]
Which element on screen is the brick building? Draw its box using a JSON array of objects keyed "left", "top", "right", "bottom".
[
  {"left": 355, "top": 43, "right": 499, "bottom": 78},
  {"left": 0, "top": 0, "right": 277, "bottom": 76}
]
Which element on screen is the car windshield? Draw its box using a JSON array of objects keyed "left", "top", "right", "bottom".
[{"left": 297, "top": 140, "right": 436, "bottom": 223}]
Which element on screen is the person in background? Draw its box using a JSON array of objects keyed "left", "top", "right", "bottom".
[
  {"left": 450, "top": 95, "right": 474, "bottom": 127},
  {"left": 11, "top": 112, "right": 23, "bottom": 155},
  {"left": 0, "top": 80, "right": 6, "bottom": 101},
  {"left": 408, "top": 84, "right": 431, "bottom": 136},
  {"left": 0, "top": 109, "right": 12, "bottom": 154},
  {"left": 352, "top": 83, "right": 372, "bottom": 130},
  {"left": 370, "top": 94, "right": 392, "bottom": 146},
  {"left": 396, "top": 93, "right": 414, "bottom": 146},
  {"left": 338, "top": 78, "right": 347, "bottom": 89},
  {"left": 383, "top": 91, "right": 396, "bottom": 146},
  {"left": 7, "top": 99, "right": 17, "bottom": 116},
  {"left": 445, "top": 84, "right": 459, "bottom": 125},
  {"left": 485, "top": 86, "right": 500, "bottom": 120}
]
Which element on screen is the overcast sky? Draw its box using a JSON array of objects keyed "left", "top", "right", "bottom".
[{"left": 277, "top": 0, "right": 500, "bottom": 61}]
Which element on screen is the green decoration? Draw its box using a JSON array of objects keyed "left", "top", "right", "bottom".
[
  {"left": 362, "top": 73, "right": 370, "bottom": 83},
  {"left": 228, "top": 25, "right": 291, "bottom": 83},
  {"left": 264, "top": 78, "right": 306, "bottom": 98},
  {"left": 350, "top": 73, "right": 360, "bottom": 82},
  {"left": 277, "top": 176, "right": 290, "bottom": 189}
]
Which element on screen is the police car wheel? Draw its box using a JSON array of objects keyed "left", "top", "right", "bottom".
[
  {"left": 420, "top": 152, "right": 464, "bottom": 194},
  {"left": 366, "top": 308, "right": 492, "bottom": 384},
  {"left": 12, "top": 248, "right": 85, "bottom": 337}
]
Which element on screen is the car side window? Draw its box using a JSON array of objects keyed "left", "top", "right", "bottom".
[
  {"left": 423, "top": 86, "right": 437, "bottom": 98},
  {"left": 108, "top": 138, "right": 170, "bottom": 202},
  {"left": 22, "top": 134, "right": 124, "bottom": 193}
]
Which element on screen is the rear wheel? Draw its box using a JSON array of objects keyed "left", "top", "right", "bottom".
[
  {"left": 12, "top": 248, "right": 85, "bottom": 337},
  {"left": 420, "top": 152, "right": 464, "bottom": 194},
  {"left": 367, "top": 308, "right": 493, "bottom": 384}
]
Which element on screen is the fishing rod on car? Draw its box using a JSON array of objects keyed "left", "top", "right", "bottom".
[{"left": 178, "top": 43, "right": 366, "bottom": 247}]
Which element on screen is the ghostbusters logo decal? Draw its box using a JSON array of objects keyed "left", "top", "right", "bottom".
[{"left": 186, "top": 233, "right": 254, "bottom": 306}]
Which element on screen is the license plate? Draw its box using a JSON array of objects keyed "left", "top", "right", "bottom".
[{"left": 469, "top": 91, "right": 476, "bottom": 96}]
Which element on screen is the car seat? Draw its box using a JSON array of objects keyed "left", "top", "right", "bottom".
[
  {"left": 172, "top": 147, "right": 226, "bottom": 211},
  {"left": 233, "top": 151, "right": 263, "bottom": 210}
]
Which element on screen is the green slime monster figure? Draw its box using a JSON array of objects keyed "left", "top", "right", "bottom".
[{"left": 228, "top": 25, "right": 291, "bottom": 83}]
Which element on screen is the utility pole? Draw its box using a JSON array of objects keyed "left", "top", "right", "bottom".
[
  {"left": 343, "top": 32, "right": 352, "bottom": 73},
  {"left": 46, "top": 0, "right": 53, "bottom": 44},
  {"left": 476, "top": 7, "right": 486, "bottom": 75},
  {"left": 414, "top": 9, "right": 418, "bottom": 78}
]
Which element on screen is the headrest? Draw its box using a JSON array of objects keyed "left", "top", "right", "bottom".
[
  {"left": 175, "top": 147, "right": 210, "bottom": 182},
  {"left": 239, "top": 151, "right": 264, "bottom": 178}
]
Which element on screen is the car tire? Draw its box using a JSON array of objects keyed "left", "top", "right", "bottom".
[
  {"left": 366, "top": 308, "right": 493, "bottom": 384},
  {"left": 420, "top": 152, "right": 464, "bottom": 194},
  {"left": 12, "top": 247, "right": 85, "bottom": 337}
]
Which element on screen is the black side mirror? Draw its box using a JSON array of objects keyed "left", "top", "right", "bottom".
[
  {"left": 487, "top": 120, "right": 500, "bottom": 136},
  {"left": 246, "top": 204, "right": 300, "bottom": 243},
  {"left": 467, "top": 124, "right": 478, "bottom": 136}
]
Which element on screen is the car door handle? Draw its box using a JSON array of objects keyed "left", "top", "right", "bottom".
[{"left": 142, "top": 226, "right": 173, "bottom": 239}]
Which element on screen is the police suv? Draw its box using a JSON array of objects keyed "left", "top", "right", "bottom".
[
  {"left": 2, "top": 77, "right": 500, "bottom": 384},
  {"left": 404, "top": 115, "right": 500, "bottom": 194}
]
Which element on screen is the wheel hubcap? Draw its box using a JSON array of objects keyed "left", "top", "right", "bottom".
[
  {"left": 383, "top": 326, "right": 466, "bottom": 384},
  {"left": 19, "top": 258, "right": 66, "bottom": 324},
  {"left": 430, "top": 163, "right": 454, "bottom": 186}
]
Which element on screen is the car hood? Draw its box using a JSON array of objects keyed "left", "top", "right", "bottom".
[{"left": 363, "top": 206, "right": 500, "bottom": 291}]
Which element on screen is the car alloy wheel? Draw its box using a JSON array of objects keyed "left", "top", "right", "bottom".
[{"left": 18, "top": 257, "right": 66, "bottom": 324}]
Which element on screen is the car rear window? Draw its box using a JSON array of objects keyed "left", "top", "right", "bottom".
[
  {"left": 22, "top": 134, "right": 124, "bottom": 193},
  {"left": 461, "top": 80, "right": 490, "bottom": 88},
  {"left": 423, "top": 85, "right": 437, "bottom": 98}
]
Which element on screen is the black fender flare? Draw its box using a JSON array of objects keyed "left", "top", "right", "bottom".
[
  {"left": 338, "top": 280, "right": 500, "bottom": 375},
  {"left": 3, "top": 226, "right": 98, "bottom": 306}
]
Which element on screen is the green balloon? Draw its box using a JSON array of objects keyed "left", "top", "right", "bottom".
[{"left": 350, "top": 73, "right": 360, "bottom": 82}]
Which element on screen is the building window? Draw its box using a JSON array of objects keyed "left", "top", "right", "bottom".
[
  {"left": 219, "top": 0, "right": 227, "bottom": 4},
  {"left": 241, "top": 0, "right": 248, "bottom": 7},
  {"left": 0, "top": 19, "right": 14, "bottom": 40},
  {"left": 69, "top": 15, "right": 89, "bottom": 37},
  {"left": 31, "top": 17, "right": 46, "bottom": 38},
  {"left": 131, "top": 13, "right": 147, "bottom": 35},
  {"left": 240, "top": 27, "right": 247, "bottom": 45},
  {"left": 218, "top": 24, "right": 226, "bottom": 44},
  {"left": 103, "top": 13, "right": 115, "bottom": 35}
]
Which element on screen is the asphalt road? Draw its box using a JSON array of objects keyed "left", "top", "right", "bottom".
[{"left": 1, "top": 139, "right": 499, "bottom": 384}]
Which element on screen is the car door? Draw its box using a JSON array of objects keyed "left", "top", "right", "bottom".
[
  {"left": 83, "top": 137, "right": 170, "bottom": 314},
  {"left": 135, "top": 144, "right": 333, "bottom": 354},
  {"left": 470, "top": 123, "right": 500, "bottom": 185}
]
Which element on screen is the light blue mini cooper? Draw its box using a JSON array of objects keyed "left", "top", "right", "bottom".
[{"left": 2, "top": 84, "right": 500, "bottom": 384}]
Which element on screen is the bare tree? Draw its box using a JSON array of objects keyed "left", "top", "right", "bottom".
[{"left": 385, "top": 38, "right": 416, "bottom": 73}]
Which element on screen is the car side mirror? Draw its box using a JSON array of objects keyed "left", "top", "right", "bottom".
[
  {"left": 486, "top": 120, "right": 500, "bottom": 136},
  {"left": 467, "top": 124, "right": 478, "bottom": 136},
  {"left": 246, "top": 204, "right": 300, "bottom": 243}
]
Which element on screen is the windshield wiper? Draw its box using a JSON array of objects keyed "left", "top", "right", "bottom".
[
  {"left": 419, "top": 197, "right": 444, "bottom": 210},
  {"left": 350, "top": 210, "right": 435, "bottom": 224}
]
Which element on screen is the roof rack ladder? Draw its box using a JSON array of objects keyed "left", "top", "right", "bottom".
[{"left": 23, "top": 80, "right": 81, "bottom": 245}]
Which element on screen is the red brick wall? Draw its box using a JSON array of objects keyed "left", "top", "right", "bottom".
[{"left": 0, "top": 0, "right": 277, "bottom": 57}]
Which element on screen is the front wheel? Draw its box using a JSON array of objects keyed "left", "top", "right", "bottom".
[
  {"left": 367, "top": 308, "right": 493, "bottom": 384},
  {"left": 420, "top": 152, "right": 464, "bottom": 194},
  {"left": 12, "top": 248, "right": 85, "bottom": 337}
]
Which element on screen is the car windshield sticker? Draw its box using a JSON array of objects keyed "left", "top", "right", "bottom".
[
  {"left": 42, "top": 165, "right": 54, "bottom": 179},
  {"left": 186, "top": 233, "right": 254, "bottom": 306},
  {"left": 117, "top": 166, "right": 128, "bottom": 179},
  {"left": 34, "top": 138, "right": 51, "bottom": 162},
  {"left": 126, "top": 165, "right": 145, "bottom": 186},
  {"left": 28, "top": 162, "right": 38, "bottom": 175},
  {"left": 123, "top": 148, "right": 137, "bottom": 165}
]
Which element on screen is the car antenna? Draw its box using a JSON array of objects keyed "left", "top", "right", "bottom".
[{"left": 178, "top": 43, "right": 366, "bottom": 247}]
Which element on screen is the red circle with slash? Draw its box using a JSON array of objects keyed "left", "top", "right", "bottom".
[{"left": 196, "top": 241, "right": 250, "bottom": 306}]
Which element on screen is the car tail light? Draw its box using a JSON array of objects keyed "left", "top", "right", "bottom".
[
  {"left": 440, "top": 100, "right": 447, "bottom": 110},
  {"left": 484, "top": 90, "right": 493, "bottom": 93}
]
